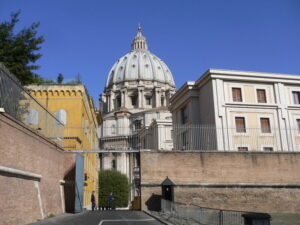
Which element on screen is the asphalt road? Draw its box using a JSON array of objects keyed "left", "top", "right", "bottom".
[{"left": 28, "top": 210, "right": 164, "bottom": 225}]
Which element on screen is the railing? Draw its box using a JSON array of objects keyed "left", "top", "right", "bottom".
[
  {"left": 0, "top": 63, "right": 64, "bottom": 146},
  {"left": 172, "top": 125, "right": 300, "bottom": 151},
  {"left": 63, "top": 126, "right": 99, "bottom": 150},
  {"left": 100, "top": 124, "right": 300, "bottom": 152},
  {"left": 161, "top": 199, "right": 248, "bottom": 225}
]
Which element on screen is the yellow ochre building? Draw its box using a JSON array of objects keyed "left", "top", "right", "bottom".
[{"left": 27, "top": 84, "right": 100, "bottom": 210}]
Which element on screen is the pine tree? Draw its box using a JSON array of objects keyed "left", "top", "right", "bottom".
[{"left": 0, "top": 11, "right": 45, "bottom": 85}]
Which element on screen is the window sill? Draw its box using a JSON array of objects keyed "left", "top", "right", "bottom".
[
  {"left": 233, "top": 132, "right": 249, "bottom": 136},
  {"left": 259, "top": 133, "right": 274, "bottom": 137}
]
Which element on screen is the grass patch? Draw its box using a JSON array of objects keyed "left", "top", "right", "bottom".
[{"left": 47, "top": 213, "right": 55, "bottom": 218}]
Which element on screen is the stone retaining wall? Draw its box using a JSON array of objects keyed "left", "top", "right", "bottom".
[
  {"left": 140, "top": 151, "right": 300, "bottom": 213},
  {"left": 0, "top": 113, "right": 75, "bottom": 225}
]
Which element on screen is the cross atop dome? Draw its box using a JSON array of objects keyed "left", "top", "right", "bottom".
[{"left": 131, "top": 25, "right": 148, "bottom": 50}]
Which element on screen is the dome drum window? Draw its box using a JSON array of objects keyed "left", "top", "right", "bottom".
[
  {"left": 115, "top": 96, "right": 121, "bottom": 108},
  {"left": 131, "top": 95, "right": 138, "bottom": 107},
  {"left": 145, "top": 96, "right": 152, "bottom": 106},
  {"left": 161, "top": 97, "right": 165, "bottom": 106}
]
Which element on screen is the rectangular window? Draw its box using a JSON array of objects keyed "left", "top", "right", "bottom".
[
  {"left": 293, "top": 91, "right": 300, "bottom": 104},
  {"left": 134, "top": 120, "right": 142, "bottom": 131},
  {"left": 238, "top": 146, "right": 248, "bottom": 152},
  {"left": 112, "top": 160, "right": 116, "bottom": 169},
  {"left": 181, "top": 132, "right": 187, "bottom": 150},
  {"left": 232, "top": 88, "right": 242, "bottom": 102},
  {"left": 111, "top": 125, "right": 116, "bottom": 134},
  {"left": 181, "top": 106, "right": 188, "bottom": 124},
  {"left": 235, "top": 117, "right": 246, "bottom": 133},
  {"left": 263, "top": 147, "right": 273, "bottom": 152},
  {"left": 161, "top": 97, "right": 165, "bottom": 106},
  {"left": 260, "top": 118, "right": 271, "bottom": 133},
  {"left": 131, "top": 96, "right": 137, "bottom": 107},
  {"left": 297, "top": 119, "right": 300, "bottom": 134},
  {"left": 146, "top": 96, "right": 152, "bottom": 105},
  {"left": 116, "top": 96, "right": 121, "bottom": 108},
  {"left": 257, "top": 89, "right": 267, "bottom": 103}
]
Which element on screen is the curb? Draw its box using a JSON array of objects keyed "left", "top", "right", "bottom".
[{"left": 143, "top": 210, "right": 173, "bottom": 225}]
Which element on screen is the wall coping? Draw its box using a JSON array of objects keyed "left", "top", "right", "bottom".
[
  {"left": 145, "top": 150, "right": 300, "bottom": 154},
  {"left": 0, "top": 165, "right": 42, "bottom": 180},
  {"left": 0, "top": 112, "right": 65, "bottom": 153},
  {"left": 141, "top": 182, "right": 300, "bottom": 188}
]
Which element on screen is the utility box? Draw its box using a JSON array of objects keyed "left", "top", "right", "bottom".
[
  {"left": 161, "top": 177, "right": 175, "bottom": 201},
  {"left": 242, "top": 213, "right": 271, "bottom": 225}
]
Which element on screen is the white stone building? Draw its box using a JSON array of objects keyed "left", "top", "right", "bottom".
[
  {"left": 99, "top": 26, "right": 175, "bottom": 200},
  {"left": 170, "top": 69, "right": 300, "bottom": 152}
]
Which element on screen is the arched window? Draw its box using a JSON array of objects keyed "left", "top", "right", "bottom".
[
  {"left": 55, "top": 109, "right": 67, "bottom": 125},
  {"left": 27, "top": 109, "right": 39, "bottom": 125}
]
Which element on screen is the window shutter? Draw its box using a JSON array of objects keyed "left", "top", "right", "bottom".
[
  {"left": 27, "top": 109, "right": 38, "bottom": 125},
  {"left": 232, "top": 88, "right": 242, "bottom": 102},
  {"left": 257, "top": 89, "right": 266, "bottom": 103},
  {"left": 55, "top": 109, "right": 67, "bottom": 125},
  {"left": 235, "top": 117, "right": 246, "bottom": 132},
  {"left": 261, "top": 118, "right": 271, "bottom": 133},
  {"left": 293, "top": 92, "right": 300, "bottom": 104}
]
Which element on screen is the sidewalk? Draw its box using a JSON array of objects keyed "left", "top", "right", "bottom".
[
  {"left": 27, "top": 213, "right": 86, "bottom": 225},
  {"left": 148, "top": 211, "right": 200, "bottom": 225},
  {"left": 148, "top": 211, "right": 300, "bottom": 225}
]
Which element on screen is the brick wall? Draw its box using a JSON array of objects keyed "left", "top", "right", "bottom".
[
  {"left": 140, "top": 151, "right": 300, "bottom": 213},
  {"left": 0, "top": 113, "right": 75, "bottom": 225}
]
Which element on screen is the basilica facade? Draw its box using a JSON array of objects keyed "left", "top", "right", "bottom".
[{"left": 99, "top": 26, "right": 176, "bottom": 201}]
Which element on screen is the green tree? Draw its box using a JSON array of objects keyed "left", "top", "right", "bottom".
[
  {"left": 57, "top": 73, "right": 64, "bottom": 84},
  {"left": 0, "top": 11, "right": 45, "bottom": 85},
  {"left": 98, "top": 170, "right": 130, "bottom": 208}
]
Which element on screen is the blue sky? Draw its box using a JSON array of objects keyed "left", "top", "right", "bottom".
[{"left": 1, "top": 0, "right": 300, "bottom": 106}]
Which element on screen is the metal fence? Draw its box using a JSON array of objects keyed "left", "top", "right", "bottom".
[
  {"left": 161, "top": 199, "right": 246, "bottom": 225},
  {"left": 63, "top": 126, "right": 99, "bottom": 150},
  {"left": 172, "top": 124, "right": 299, "bottom": 151},
  {"left": 99, "top": 124, "right": 300, "bottom": 152},
  {"left": 0, "top": 63, "right": 64, "bottom": 146}
]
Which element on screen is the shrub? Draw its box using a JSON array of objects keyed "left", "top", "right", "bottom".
[{"left": 98, "top": 170, "right": 130, "bottom": 208}]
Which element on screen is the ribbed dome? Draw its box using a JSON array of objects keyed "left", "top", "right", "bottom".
[{"left": 106, "top": 26, "right": 175, "bottom": 88}]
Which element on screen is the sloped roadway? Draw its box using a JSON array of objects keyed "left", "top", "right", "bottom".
[{"left": 28, "top": 210, "right": 164, "bottom": 225}]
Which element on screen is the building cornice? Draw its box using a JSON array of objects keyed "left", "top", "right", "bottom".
[
  {"left": 195, "top": 69, "right": 300, "bottom": 87},
  {"left": 169, "top": 81, "right": 195, "bottom": 105}
]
